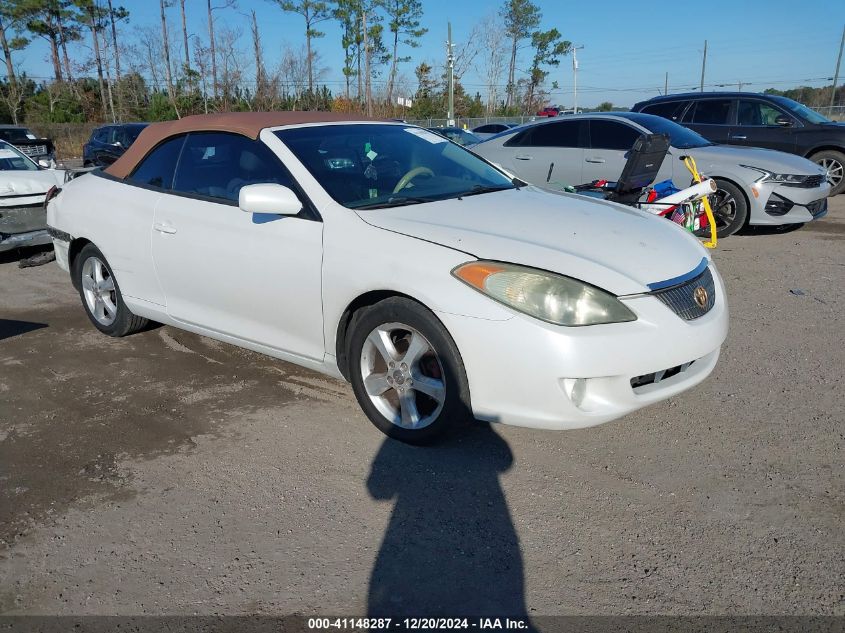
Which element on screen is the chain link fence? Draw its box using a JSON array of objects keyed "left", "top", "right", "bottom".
[
  {"left": 405, "top": 116, "right": 541, "bottom": 129},
  {"left": 814, "top": 106, "right": 845, "bottom": 121}
]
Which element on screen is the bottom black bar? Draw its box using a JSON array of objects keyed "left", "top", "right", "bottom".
[{"left": 0, "top": 616, "right": 843, "bottom": 633}]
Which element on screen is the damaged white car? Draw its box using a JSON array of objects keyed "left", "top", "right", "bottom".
[{"left": 0, "top": 140, "right": 65, "bottom": 253}]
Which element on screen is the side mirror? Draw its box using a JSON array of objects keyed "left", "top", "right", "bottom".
[
  {"left": 239, "top": 183, "right": 302, "bottom": 216},
  {"left": 113, "top": 140, "right": 123, "bottom": 147},
  {"left": 37, "top": 158, "right": 51, "bottom": 168},
  {"left": 774, "top": 115, "right": 793, "bottom": 127}
]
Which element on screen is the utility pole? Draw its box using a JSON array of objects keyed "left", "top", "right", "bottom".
[
  {"left": 363, "top": 10, "right": 372, "bottom": 116},
  {"left": 831, "top": 23, "right": 845, "bottom": 108},
  {"left": 664, "top": 71, "right": 668, "bottom": 95},
  {"left": 446, "top": 22, "right": 455, "bottom": 125},
  {"left": 699, "top": 40, "right": 707, "bottom": 92},
  {"left": 572, "top": 45, "right": 584, "bottom": 112}
]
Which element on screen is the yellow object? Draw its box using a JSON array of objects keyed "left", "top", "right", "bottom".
[{"left": 682, "top": 155, "right": 717, "bottom": 249}]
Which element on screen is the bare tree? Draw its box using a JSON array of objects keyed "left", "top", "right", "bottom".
[
  {"left": 179, "top": 0, "right": 189, "bottom": 73},
  {"left": 159, "top": 0, "right": 175, "bottom": 104},
  {"left": 249, "top": 10, "right": 267, "bottom": 108},
  {"left": 269, "top": 1, "right": 330, "bottom": 94},
  {"left": 477, "top": 13, "right": 506, "bottom": 113}
]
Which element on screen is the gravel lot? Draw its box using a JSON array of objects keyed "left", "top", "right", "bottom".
[{"left": 0, "top": 200, "right": 843, "bottom": 617}]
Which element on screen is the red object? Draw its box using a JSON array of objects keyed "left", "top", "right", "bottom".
[{"left": 537, "top": 106, "right": 560, "bottom": 117}]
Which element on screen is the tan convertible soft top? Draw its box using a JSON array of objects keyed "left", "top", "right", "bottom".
[{"left": 105, "top": 111, "right": 379, "bottom": 179}]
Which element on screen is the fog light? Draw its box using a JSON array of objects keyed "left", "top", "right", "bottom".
[
  {"left": 561, "top": 378, "right": 587, "bottom": 408},
  {"left": 764, "top": 193, "right": 794, "bottom": 216}
]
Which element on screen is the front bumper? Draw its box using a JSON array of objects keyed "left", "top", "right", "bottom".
[
  {"left": 748, "top": 180, "right": 831, "bottom": 226},
  {"left": 437, "top": 265, "right": 729, "bottom": 430}
]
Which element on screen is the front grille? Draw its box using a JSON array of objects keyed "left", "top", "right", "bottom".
[
  {"left": 631, "top": 361, "right": 695, "bottom": 391},
  {"left": 651, "top": 267, "right": 715, "bottom": 321},
  {"left": 803, "top": 175, "right": 824, "bottom": 188},
  {"left": 17, "top": 144, "right": 47, "bottom": 156}
]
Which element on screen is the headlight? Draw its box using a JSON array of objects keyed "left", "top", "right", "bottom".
[
  {"left": 740, "top": 165, "right": 811, "bottom": 185},
  {"left": 452, "top": 261, "right": 637, "bottom": 326}
]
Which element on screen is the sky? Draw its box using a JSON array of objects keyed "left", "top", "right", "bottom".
[{"left": 8, "top": 0, "right": 845, "bottom": 108}]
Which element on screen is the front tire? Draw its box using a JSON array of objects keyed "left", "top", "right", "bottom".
[
  {"left": 74, "top": 243, "right": 148, "bottom": 337},
  {"left": 810, "top": 149, "right": 845, "bottom": 196},
  {"left": 347, "top": 297, "right": 471, "bottom": 444},
  {"left": 712, "top": 179, "right": 748, "bottom": 238}
]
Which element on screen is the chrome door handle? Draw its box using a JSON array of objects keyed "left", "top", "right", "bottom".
[
  {"left": 153, "top": 222, "right": 177, "bottom": 234},
  {"left": 730, "top": 135, "right": 747, "bottom": 140},
  {"left": 515, "top": 154, "right": 533, "bottom": 160},
  {"left": 585, "top": 157, "right": 606, "bottom": 163}
]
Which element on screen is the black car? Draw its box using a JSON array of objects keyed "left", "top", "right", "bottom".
[
  {"left": 83, "top": 122, "right": 148, "bottom": 167},
  {"left": 632, "top": 92, "right": 845, "bottom": 195},
  {"left": 0, "top": 125, "right": 56, "bottom": 167}
]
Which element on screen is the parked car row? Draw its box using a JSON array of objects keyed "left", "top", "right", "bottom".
[{"left": 472, "top": 111, "right": 830, "bottom": 237}]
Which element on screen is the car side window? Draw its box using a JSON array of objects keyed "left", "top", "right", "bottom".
[
  {"left": 686, "top": 99, "right": 732, "bottom": 125},
  {"left": 505, "top": 121, "right": 581, "bottom": 148},
  {"left": 737, "top": 100, "right": 791, "bottom": 126},
  {"left": 128, "top": 135, "right": 186, "bottom": 190},
  {"left": 93, "top": 127, "right": 109, "bottom": 143},
  {"left": 641, "top": 101, "right": 689, "bottom": 121},
  {"left": 589, "top": 120, "right": 643, "bottom": 151},
  {"left": 172, "top": 132, "right": 293, "bottom": 204}
]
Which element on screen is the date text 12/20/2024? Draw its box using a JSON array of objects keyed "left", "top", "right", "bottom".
[{"left": 308, "top": 618, "right": 530, "bottom": 630}]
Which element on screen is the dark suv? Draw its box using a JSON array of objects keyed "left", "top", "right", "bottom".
[
  {"left": 83, "top": 122, "right": 148, "bottom": 167},
  {"left": 632, "top": 92, "right": 845, "bottom": 195}
]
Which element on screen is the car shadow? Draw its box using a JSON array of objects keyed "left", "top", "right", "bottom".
[
  {"left": 737, "top": 223, "right": 806, "bottom": 236},
  {"left": 366, "top": 421, "right": 530, "bottom": 620},
  {"left": 0, "top": 319, "right": 48, "bottom": 341}
]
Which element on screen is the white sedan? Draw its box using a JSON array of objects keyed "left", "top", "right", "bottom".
[
  {"left": 47, "top": 113, "right": 729, "bottom": 443},
  {"left": 0, "top": 140, "right": 64, "bottom": 253}
]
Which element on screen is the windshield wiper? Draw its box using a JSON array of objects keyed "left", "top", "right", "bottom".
[
  {"left": 354, "top": 195, "right": 438, "bottom": 210},
  {"left": 456, "top": 184, "right": 514, "bottom": 198}
]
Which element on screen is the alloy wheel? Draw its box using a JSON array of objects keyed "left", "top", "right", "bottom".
[
  {"left": 818, "top": 157, "right": 844, "bottom": 189},
  {"left": 711, "top": 189, "right": 737, "bottom": 230},
  {"left": 359, "top": 322, "right": 446, "bottom": 430},
  {"left": 81, "top": 256, "right": 118, "bottom": 326}
]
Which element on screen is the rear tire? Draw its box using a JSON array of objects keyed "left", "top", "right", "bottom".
[
  {"left": 73, "top": 243, "right": 148, "bottom": 337},
  {"left": 347, "top": 297, "right": 471, "bottom": 444},
  {"left": 810, "top": 149, "right": 845, "bottom": 196},
  {"left": 712, "top": 179, "right": 748, "bottom": 238}
]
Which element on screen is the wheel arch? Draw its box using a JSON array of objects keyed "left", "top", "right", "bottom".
[
  {"left": 67, "top": 237, "right": 93, "bottom": 289},
  {"left": 713, "top": 175, "right": 752, "bottom": 229},
  {"left": 334, "top": 289, "right": 435, "bottom": 381},
  {"left": 804, "top": 145, "right": 845, "bottom": 159}
]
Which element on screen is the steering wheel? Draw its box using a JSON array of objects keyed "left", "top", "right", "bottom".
[{"left": 393, "top": 166, "right": 435, "bottom": 194}]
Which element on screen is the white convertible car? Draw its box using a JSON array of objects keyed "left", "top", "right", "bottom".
[{"left": 47, "top": 112, "right": 729, "bottom": 443}]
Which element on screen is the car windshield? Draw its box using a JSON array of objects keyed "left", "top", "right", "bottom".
[
  {"left": 617, "top": 113, "right": 713, "bottom": 149},
  {"left": 275, "top": 124, "right": 515, "bottom": 209},
  {"left": 0, "top": 143, "right": 38, "bottom": 171},
  {"left": 0, "top": 127, "right": 38, "bottom": 143},
  {"left": 771, "top": 96, "right": 832, "bottom": 124}
]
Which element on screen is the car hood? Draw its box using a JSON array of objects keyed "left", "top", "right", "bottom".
[
  {"left": 0, "top": 170, "right": 64, "bottom": 199},
  {"left": 683, "top": 144, "right": 824, "bottom": 176},
  {"left": 355, "top": 187, "right": 708, "bottom": 295}
]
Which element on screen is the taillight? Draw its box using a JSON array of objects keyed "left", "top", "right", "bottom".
[{"left": 44, "top": 185, "right": 61, "bottom": 209}]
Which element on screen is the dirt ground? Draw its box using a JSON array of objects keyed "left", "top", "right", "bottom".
[{"left": 0, "top": 199, "right": 843, "bottom": 618}]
